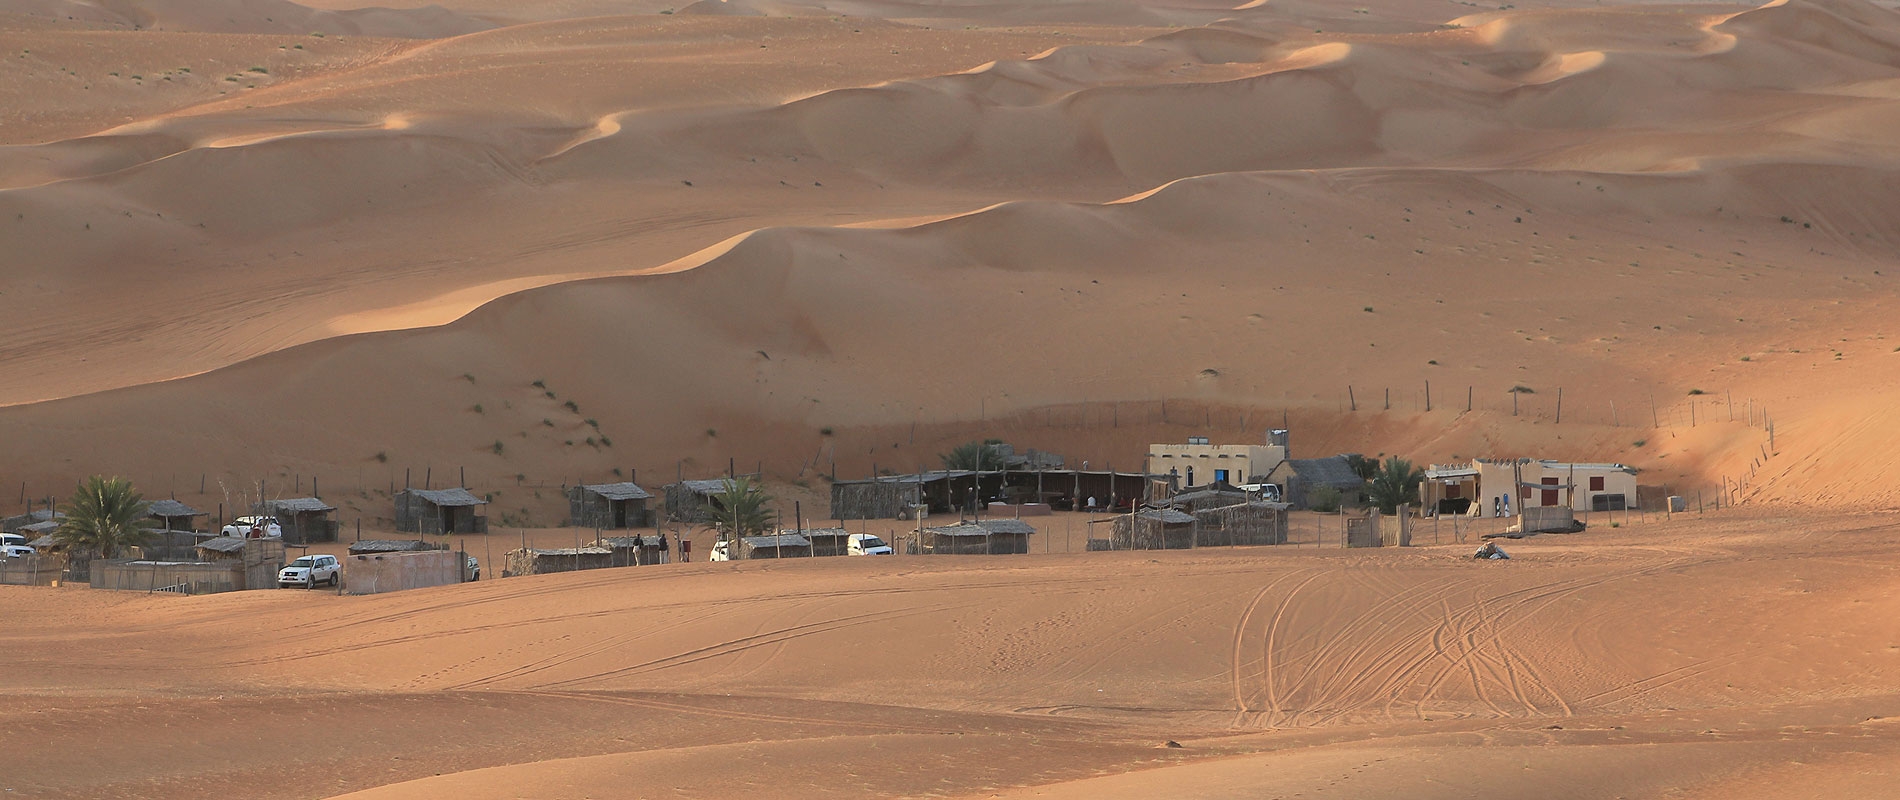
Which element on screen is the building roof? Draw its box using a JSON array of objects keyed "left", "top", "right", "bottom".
[
  {"left": 148, "top": 499, "right": 205, "bottom": 518},
  {"left": 1424, "top": 466, "right": 1480, "bottom": 480},
  {"left": 1166, "top": 488, "right": 1249, "bottom": 508},
  {"left": 741, "top": 534, "right": 809, "bottom": 548},
  {"left": 675, "top": 478, "right": 745, "bottom": 494},
  {"left": 1285, "top": 457, "right": 1365, "bottom": 487},
  {"left": 267, "top": 497, "right": 335, "bottom": 513},
  {"left": 28, "top": 534, "right": 59, "bottom": 548},
  {"left": 831, "top": 468, "right": 1149, "bottom": 487},
  {"left": 522, "top": 546, "right": 612, "bottom": 557},
  {"left": 1536, "top": 461, "right": 1635, "bottom": 473},
  {"left": 19, "top": 519, "right": 62, "bottom": 534},
  {"left": 784, "top": 527, "right": 850, "bottom": 540},
  {"left": 348, "top": 539, "right": 441, "bottom": 554},
  {"left": 403, "top": 487, "right": 487, "bottom": 507},
  {"left": 976, "top": 519, "right": 1036, "bottom": 535},
  {"left": 194, "top": 536, "right": 250, "bottom": 554},
  {"left": 597, "top": 535, "right": 664, "bottom": 548},
  {"left": 1135, "top": 509, "right": 1197, "bottom": 524},
  {"left": 580, "top": 482, "right": 652, "bottom": 501},
  {"left": 924, "top": 524, "right": 988, "bottom": 538}
]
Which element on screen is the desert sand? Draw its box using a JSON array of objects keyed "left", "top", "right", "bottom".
[{"left": 4, "top": 0, "right": 1900, "bottom": 795}]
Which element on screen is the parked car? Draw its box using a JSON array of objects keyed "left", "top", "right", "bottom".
[
  {"left": 1237, "top": 483, "right": 1284, "bottom": 502},
  {"left": 847, "top": 534, "right": 892, "bottom": 556},
  {"left": 223, "top": 515, "right": 283, "bottom": 539},
  {"left": 1, "top": 544, "right": 35, "bottom": 559},
  {"left": 463, "top": 555, "right": 480, "bottom": 582},
  {"left": 0, "top": 533, "right": 29, "bottom": 549},
  {"left": 708, "top": 540, "right": 733, "bottom": 562},
  {"left": 278, "top": 555, "right": 340, "bottom": 588}
]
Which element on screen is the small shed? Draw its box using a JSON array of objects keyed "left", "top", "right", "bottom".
[
  {"left": 503, "top": 546, "right": 613, "bottom": 576},
  {"left": 395, "top": 488, "right": 489, "bottom": 535},
  {"left": 147, "top": 499, "right": 208, "bottom": 533},
  {"left": 192, "top": 536, "right": 286, "bottom": 589},
  {"left": 795, "top": 528, "right": 851, "bottom": 557},
  {"left": 924, "top": 520, "right": 1033, "bottom": 554},
  {"left": 348, "top": 539, "right": 445, "bottom": 556},
  {"left": 569, "top": 483, "right": 654, "bottom": 529},
  {"left": 664, "top": 477, "right": 756, "bottom": 524},
  {"left": 2, "top": 509, "right": 62, "bottom": 534},
  {"left": 731, "top": 534, "right": 811, "bottom": 559},
  {"left": 259, "top": 498, "right": 338, "bottom": 543},
  {"left": 596, "top": 535, "right": 668, "bottom": 566},
  {"left": 1161, "top": 484, "right": 1250, "bottom": 513},
  {"left": 1269, "top": 457, "right": 1366, "bottom": 510},
  {"left": 1112, "top": 508, "right": 1197, "bottom": 550}
]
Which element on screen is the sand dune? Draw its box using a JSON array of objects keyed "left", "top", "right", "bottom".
[{"left": 3, "top": 512, "right": 1898, "bottom": 797}]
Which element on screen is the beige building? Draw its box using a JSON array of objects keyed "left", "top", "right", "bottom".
[
  {"left": 1148, "top": 435, "right": 1288, "bottom": 489},
  {"left": 1422, "top": 459, "right": 1637, "bottom": 516}
]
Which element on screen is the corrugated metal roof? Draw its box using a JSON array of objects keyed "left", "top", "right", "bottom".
[
  {"left": 785, "top": 527, "right": 850, "bottom": 539},
  {"left": 976, "top": 519, "right": 1036, "bottom": 535},
  {"left": 403, "top": 488, "right": 486, "bottom": 507},
  {"left": 28, "top": 534, "right": 58, "bottom": 548},
  {"left": 1136, "top": 509, "right": 1197, "bottom": 524},
  {"left": 148, "top": 499, "right": 205, "bottom": 518},
  {"left": 580, "top": 482, "right": 652, "bottom": 501},
  {"left": 925, "top": 524, "right": 991, "bottom": 538},
  {"left": 19, "top": 519, "right": 61, "bottom": 534},
  {"left": 194, "top": 536, "right": 249, "bottom": 554}
]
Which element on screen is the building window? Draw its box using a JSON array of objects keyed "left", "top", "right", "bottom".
[{"left": 1590, "top": 476, "right": 1605, "bottom": 491}]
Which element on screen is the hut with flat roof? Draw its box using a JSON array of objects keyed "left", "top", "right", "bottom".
[
  {"left": 147, "top": 499, "right": 208, "bottom": 533},
  {"left": 796, "top": 528, "right": 852, "bottom": 557},
  {"left": 394, "top": 488, "right": 489, "bottom": 534},
  {"left": 1112, "top": 508, "right": 1197, "bottom": 550},
  {"left": 923, "top": 519, "right": 1034, "bottom": 554},
  {"left": 727, "top": 534, "right": 811, "bottom": 560},
  {"left": 568, "top": 483, "right": 654, "bottom": 529},
  {"left": 258, "top": 498, "right": 338, "bottom": 543},
  {"left": 2, "top": 509, "right": 62, "bottom": 534},
  {"left": 348, "top": 539, "right": 445, "bottom": 556},
  {"left": 664, "top": 476, "right": 758, "bottom": 524},
  {"left": 1268, "top": 457, "right": 1366, "bottom": 510},
  {"left": 503, "top": 546, "right": 613, "bottom": 576},
  {"left": 596, "top": 535, "right": 668, "bottom": 566}
]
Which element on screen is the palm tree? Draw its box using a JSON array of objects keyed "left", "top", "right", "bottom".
[
  {"left": 940, "top": 439, "right": 1005, "bottom": 471},
  {"left": 56, "top": 476, "right": 154, "bottom": 559},
  {"left": 703, "top": 476, "right": 778, "bottom": 544},
  {"left": 1366, "top": 457, "right": 1425, "bottom": 515}
]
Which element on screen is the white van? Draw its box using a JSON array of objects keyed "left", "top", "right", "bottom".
[{"left": 848, "top": 533, "right": 892, "bottom": 556}]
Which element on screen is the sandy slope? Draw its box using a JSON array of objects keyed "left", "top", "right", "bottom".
[
  {"left": 2, "top": 510, "right": 1897, "bottom": 798},
  {"left": 3, "top": 0, "right": 1900, "bottom": 512}
]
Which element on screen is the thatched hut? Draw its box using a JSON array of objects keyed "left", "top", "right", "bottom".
[
  {"left": 394, "top": 488, "right": 489, "bottom": 534},
  {"left": 596, "top": 535, "right": 668, "bottom": 566},
  {"left": 923, "top": 520, "right": 1033, "bottom": 554},
  {"left": 348, "top": 539, "right": 445, "bottom": 556},
  {"left": 569, "top": 483, "right": 654, "bottom": 529},
  {"left": 797, "top": 528, "right": 851, "bottom": 557},
  {"left": 258, "top": 498, "right": 338, "bottom": 543},
  {"left": 2, "top": 509, "right": 62, "bottom": 534},
  {"left": 727, "top": 534, "right": 811, "bottom": 559},
  {"left": 1268, "top": 457, "right": 1366, "bottom": 510},
  {"left": 147, "top": 499, "right": 208, "bottom": 533},
  {"left": 664, "top": 477, "right": 756, "bottom": 523},
  {"left": 1160, "top": 484, "right": 1250, "bottom": 513},
  {"left": 192, "top": 536, "right": 286, "bottom": 589},
  {"left": 1111, "top": 508, "right": 1197, "bottom": 550},
  {"left": 503, "top": 546, "right": 613, "bottom": 576}
]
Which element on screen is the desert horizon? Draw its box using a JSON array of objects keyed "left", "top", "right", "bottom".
[{"left": 3, "top": 0, "right": 1900, "bottom": 795}]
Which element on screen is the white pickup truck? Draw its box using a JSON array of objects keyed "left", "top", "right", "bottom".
[
  {"left": 278, "top": 554, "right": 340, "bottom": 588},
  {"left": 223, "top": 515, "right": 283, "bottom": 539}
]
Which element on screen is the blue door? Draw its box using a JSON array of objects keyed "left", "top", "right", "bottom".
[{"left": 1215, "top": 469, "right": 1229, "bottom": 484}]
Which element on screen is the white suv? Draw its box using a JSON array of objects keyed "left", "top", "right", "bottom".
[
  {"left": 1, "top": 544, "right": 34, "bottom": 559},
  {"left": 224, "top": 516, "right": 283, "bottom": 539},
  {"left": 278, "top": 555, "right": 340, "bottom": 588}
]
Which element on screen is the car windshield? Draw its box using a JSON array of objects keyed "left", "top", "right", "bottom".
[
  {"left": 289, "top": 557, "right": 316, "bottom": 567},
  {"left": 860, "top": 537, "right": 886, "bottom": 548}
]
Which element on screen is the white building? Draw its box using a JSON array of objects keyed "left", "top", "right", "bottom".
[
  {"left": 1422, "top": 459, "right": 1637, "bottom": 516},
  {"left": 1148, "top": 433, "right": 1289, "bottom": 489}
]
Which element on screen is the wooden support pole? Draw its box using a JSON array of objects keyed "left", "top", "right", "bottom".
[
  {"left": 1348, "top": 386, "right": 1357, "bottom": 412},
  {"left": 1556, "top": 387, "right": 1562, "bottom": 424},
  {"left": 1425, "top": 381, "right": 1431, "bottom": 412}
]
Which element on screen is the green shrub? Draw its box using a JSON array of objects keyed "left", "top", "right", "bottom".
[{"left": 1308, "top": 486, "right": 1343, "bottom": 513}]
